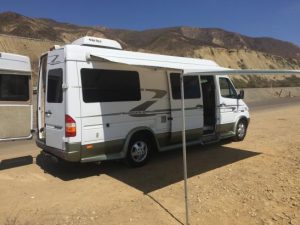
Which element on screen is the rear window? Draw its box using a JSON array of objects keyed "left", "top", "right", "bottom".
[
  {"left": 47, "top": 69, "right": 63, "bottom": 103},
  {"left": 81, "top": 69, "right": 141, "bottom": 103},
  {"left": 0, "top": 74, "right": 29, "bottom": 101}
]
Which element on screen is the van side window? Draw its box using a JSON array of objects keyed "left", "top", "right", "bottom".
[
  {"left": 219, "top": 77, "right": 237, "bottom": 98},
  {"left": 170, "top": 73, "right": 201, "bottom": 100},
  {"left": 0, "top": 74, "right": 29, "bottom": 101},
  {"left": 81, "top": 69, "right": 141, "bottom": 103},
  {"left": 47, "top": 69, "right": 63, "bottom": 103}
]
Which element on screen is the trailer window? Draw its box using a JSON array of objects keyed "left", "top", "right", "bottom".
[
  {"left": 47, "top": 69, "right": 63, "bottom": 103},
  {"left": 81, "top": 69, "right": 141, "bottom": 103},
  {"left": 0, "top": 74, "right": 29, "bottom": 101},
  {"left": 219, "top": 77, "right": 237, "bottom": 98},
  {"left": 170, "top": 73, "right": 201, "bottom": 99}
]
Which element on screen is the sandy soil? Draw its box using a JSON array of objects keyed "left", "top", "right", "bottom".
[{"left": 0, "top": 103, "right": 300, "bottom": 225}]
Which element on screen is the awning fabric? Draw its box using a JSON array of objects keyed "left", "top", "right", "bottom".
[
  {"left": 87, "top": 52, "right": 300, "bottom": 76},
  {"left": 87, "top": 52, "right": 224, "bottom": 71}
]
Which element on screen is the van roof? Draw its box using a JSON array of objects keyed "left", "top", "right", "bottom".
[
  {"left": 0, "top": 52, "right": 31, "bottom": 73},
  {"left": 52, "top": 37, "right": 300, "bottom": 76}
]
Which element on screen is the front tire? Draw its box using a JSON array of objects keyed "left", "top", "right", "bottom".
[
  {"left": 233, "top": 119, "right": 248, "bottom": 141},
  {"left": 125, "top": 135, "right": 151, "bottom": 167}
]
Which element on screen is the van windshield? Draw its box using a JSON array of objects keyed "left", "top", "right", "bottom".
[{"left": 0, "top": 74, "right": 29, "bottom": 101}]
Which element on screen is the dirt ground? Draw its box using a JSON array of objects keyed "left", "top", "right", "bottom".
[{"left": 0, "top": 103, "right": 300, "bottom": 225}]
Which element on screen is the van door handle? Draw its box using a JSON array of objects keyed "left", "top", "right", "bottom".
[
  {"left": 220, "top": 103, "right": 226, "bottom": 107},
  {"left": 196, "top": 104, "right": 203, "bottom": 109},
  {"left": 45, "top": 111, "right": 52, "bottom": 117}
]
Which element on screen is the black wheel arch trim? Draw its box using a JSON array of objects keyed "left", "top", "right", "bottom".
[
  {"left": 122, "top": 127, "right": 160, "bottom": 156},
  {"left": 233, "top": 116, "right": 249, "bottom": 134}
]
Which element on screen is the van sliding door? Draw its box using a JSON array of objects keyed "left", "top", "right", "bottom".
[{"left": 168, "top": 72, "right": 203, "bottom": 143}]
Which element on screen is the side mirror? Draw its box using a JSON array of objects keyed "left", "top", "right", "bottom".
[{"left": 238, "top": 90, "right": 245, "bottom": 99}]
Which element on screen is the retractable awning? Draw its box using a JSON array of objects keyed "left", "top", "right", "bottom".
[
  {"left": 87, "top": 52, "right": 300, "bottom": 76},
  {"left": 86, "top": 52, "right": 223, "bottom": 71}
]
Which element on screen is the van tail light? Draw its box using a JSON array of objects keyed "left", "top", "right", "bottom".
[{"left": 65, "top": 115, "right": 76, "bottom": 137}]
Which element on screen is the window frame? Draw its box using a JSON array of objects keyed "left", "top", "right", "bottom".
[
  {"left": 170, "top": 73, "right": 201, "bottom": 100},
  {"left": 0, "top": 73, "right": 30, "bottom": 102},
  {"left": 80, "top": 68, "right": 141, "bottom": 103},
  {"left": 47, "top": 68, "right": 63, "bottom": 103},
  {"left": 219, "top": 77, "right": 238, "bottom": 99}
]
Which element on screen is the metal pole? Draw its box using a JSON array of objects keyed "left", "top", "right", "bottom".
[{"left": 180, "top": 73, "right": 189, "bottom": 225}]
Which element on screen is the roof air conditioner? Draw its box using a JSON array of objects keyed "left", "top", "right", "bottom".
[{"left": 72, "top": 36, "right": 122, "bottom": 50}]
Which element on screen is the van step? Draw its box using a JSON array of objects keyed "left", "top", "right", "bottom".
[
  {"left": 203, "top": 130, "right": 215, "bottom": 135},
  {"left": 203, "top": 126, "right": 215, "bottom": 131},
  {"left": 201, "top": 134, "right": 219, "bottom": 144}
]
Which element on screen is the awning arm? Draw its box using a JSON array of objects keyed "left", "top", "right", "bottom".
[
  {"left": 184, "top": 69, "right": 300, "bottom": 76},
  {"left": 180, "top": 73, "right": 189, "bottom": 225}
]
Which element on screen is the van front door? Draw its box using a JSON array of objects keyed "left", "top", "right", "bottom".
[
  {"left": 218, "top": 76, "right": 239, "bottom": 131},
  {"left": 168, "top": 72, "right": 203, "bottom": 143},
  {"left": 45, "top": 68, "right": 65, "bottom": 150}
]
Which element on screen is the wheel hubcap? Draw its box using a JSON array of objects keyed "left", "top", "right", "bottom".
[
  {"left": 237, "top": 123, "right": 246, "bottom": 138},
  {"left": 131, "top": 141, "right": 148, "bottom": 163}
]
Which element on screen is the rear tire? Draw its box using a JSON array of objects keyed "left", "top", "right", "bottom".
[
  {"left": 233, "top": 119, "right": 248, "bottom": 141},
  {"left": 125, "top": 135, "right": 151, "bottom": 167}
]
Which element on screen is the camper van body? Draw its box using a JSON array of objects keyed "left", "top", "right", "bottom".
[
  {"left": 0, "top": 52, "right": 32, "bottom": 141},
  {"left": 36, "top": 37, "right": 249, "bottom": 165}
]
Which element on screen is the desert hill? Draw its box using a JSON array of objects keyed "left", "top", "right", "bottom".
[{"left": 0, "top": 12, "right": 300, "bottom": 87}]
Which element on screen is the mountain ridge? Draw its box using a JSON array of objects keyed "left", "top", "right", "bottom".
[
  {"left": 0, "top": 11, "right": 300, "bottom": 87},
  {"left": 1, "top": 11, "right": 300, "bottom": 60}
]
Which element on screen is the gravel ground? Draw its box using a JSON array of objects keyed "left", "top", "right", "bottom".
[{"left": 0, "top": 100, "right": 299, "bottom": 225}]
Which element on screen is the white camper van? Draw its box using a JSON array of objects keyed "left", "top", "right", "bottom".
[
  {"left": 0, "top": 52, "right": 32, "bottom": 141},
  {"left": 36, "top": 36, "right": 249, "bottom": 166}
]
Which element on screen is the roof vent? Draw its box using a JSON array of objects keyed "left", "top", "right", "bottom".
[{"left": 72, "top": 36, "right": 122, "bottom": 50}]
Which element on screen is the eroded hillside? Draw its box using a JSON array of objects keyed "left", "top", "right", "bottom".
[{"left": 1, "top": 12, "right": 300, "bottom": 87}]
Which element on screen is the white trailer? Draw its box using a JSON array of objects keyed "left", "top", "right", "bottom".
[
  {"left": 0, "top": 52, "right": 32, "bottom": 141},
  {"left": 38, "top": 36, "right": 294, "bottom": 166}
]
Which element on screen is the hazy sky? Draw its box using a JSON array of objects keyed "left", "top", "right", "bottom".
[{"left": 1, "top": 0, "right": 300, "bottom": 45}]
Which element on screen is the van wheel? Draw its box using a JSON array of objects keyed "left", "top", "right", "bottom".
[
  {"left": 126, "top": 135, "right": 151, "bottom": 167},
  {"left": 233, "top": 119, "right": 248, "bottom": 141}
]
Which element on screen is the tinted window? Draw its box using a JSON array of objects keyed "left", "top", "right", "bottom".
[
  {"left": 81, "top": 69, "right": 141, "bottom": 103},
  {"left": 0, "top": 74, "right": 29, "bottom": 101},
  {"left": 47, "top": 69, "right": 63, "bottom": 103},
  {"left": 170, "top": 73, "right": 200, "bottom": 99},
  {"left": 219, "top": 78, "right": 237, "bottom": 98}
]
